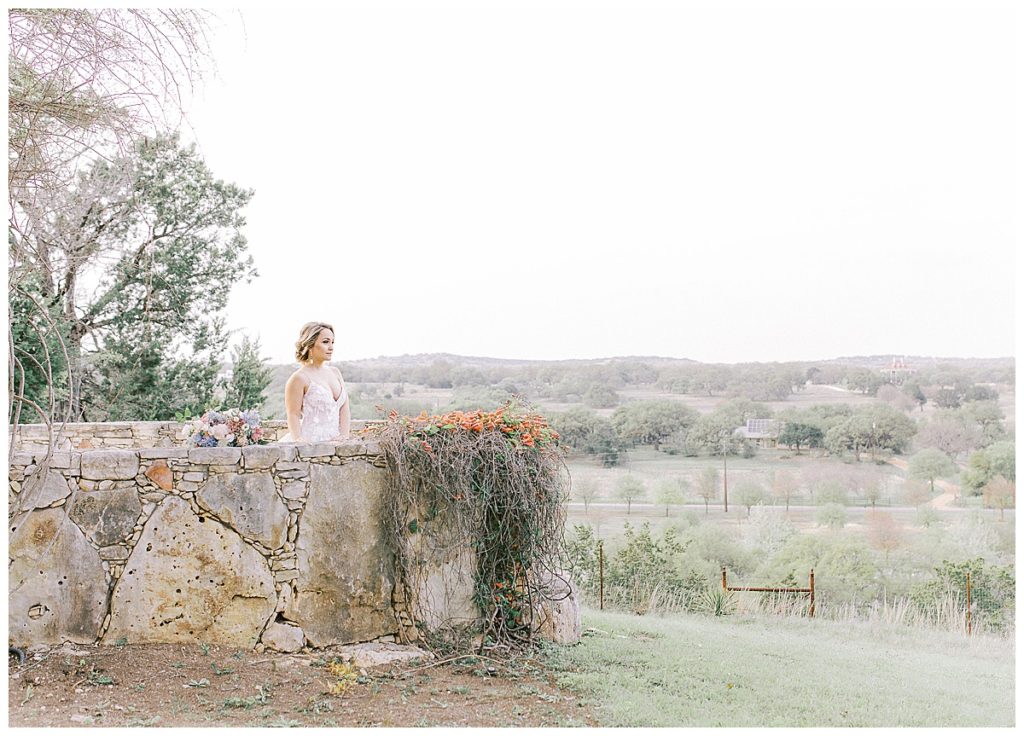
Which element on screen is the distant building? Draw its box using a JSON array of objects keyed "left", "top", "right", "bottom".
[
  {"left": 881, "top": 356, "right": 915, "bottom": 385},
  {"left": 734, "top": 418, "right": 780, "bottom": 449}
]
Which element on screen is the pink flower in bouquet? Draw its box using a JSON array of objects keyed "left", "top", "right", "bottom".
[{"left": 211, "top": 424, "right": 229, "bottom": 440}]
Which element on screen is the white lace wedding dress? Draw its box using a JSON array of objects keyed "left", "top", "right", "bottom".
[{"left": 281, "top": 381, "right": 348, "bottom": 442}]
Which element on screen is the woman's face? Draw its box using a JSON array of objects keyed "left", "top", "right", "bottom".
[{"left": 309, "top": 329, "right": 335, "bottom": 364}]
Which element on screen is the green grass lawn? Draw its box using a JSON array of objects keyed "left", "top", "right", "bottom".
[{"left": 548, "top": 607, "right": 1014, "bottom": 727}]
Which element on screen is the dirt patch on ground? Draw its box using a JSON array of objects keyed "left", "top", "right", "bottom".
[{"left": 8, "top": 642, "right": 597, "bottom": 727}]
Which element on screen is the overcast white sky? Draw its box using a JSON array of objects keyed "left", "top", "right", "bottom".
[{"left": 179, "top": 0, "right": 1016, "bottom": 365}]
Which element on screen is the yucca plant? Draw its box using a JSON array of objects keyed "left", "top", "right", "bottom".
[{"left": 699, "top": 586, "right": 737, "bottom": 617}]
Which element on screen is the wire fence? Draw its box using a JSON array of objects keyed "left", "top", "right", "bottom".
[{"left": 567, "top": 535, "right": 1014, "bottom": 636}]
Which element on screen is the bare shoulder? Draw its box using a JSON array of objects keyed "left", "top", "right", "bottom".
[
  {"left": 286, "top": 368, "right": 310, "bottom": 390},
  {"left": 332, "top": 366, "right": 345, "bottom": 383}
]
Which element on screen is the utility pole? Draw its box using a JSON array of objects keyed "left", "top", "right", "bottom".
[{"left": 722, "top": 449, "right": 729, "bottom": 513}]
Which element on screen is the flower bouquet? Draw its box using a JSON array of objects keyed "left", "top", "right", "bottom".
[{"left": 181, "top": 408, "right": 267, "bottom": 448}]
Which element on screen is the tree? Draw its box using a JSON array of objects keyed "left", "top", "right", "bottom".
[
  {"left": 552, "top": 408, "right": 621, "bottom": 466},
  {"left": 686, "top": 415, "right": 749, "bottom": 512},
  {"left": 876, "top": 384, "right": 918, "bottom": 412},
  {"left": 614, "top": 475, "right": 647, "bottom": 515},
  {"left": 961, "top": 441, "right": 1016, "bottom": 496},
  {"left": 733, "top": 480, "right": 766, "bottom": 518},
  {"left": 771, "top": 470, "right": 800, "bottom": 512},
  {"left": 916, "top": 411, "right": 980, "bottom": 459},
  {"left": 816, "top": 503, "right": 847, "bottom": 529},
  {"left": 654, "top": 477, "right": 687, "bottom": 516},
  {"left": 908, "top": 448, "right": 957, "bottom": 495},
  {"left": 862, "top": 472, "right": 887, "bottom": 509},
  {"left": 9, "top": 8, "right": 215, "bottom": 431},
  {"left": 695, "top": 467, "right": 720, "bottom": 515},
  {"left": 963, "top": 384, "right": 999, "bottom": 403},
  {"left": 824, "top": 406, "right": 916, "bottom": 460},
  {"left": 816, "top": 480, "right": 848, "bottom": 506},
  {"left": 583, "top": 383, "right": 619, "bottom": 409},
  {"left": 866, "top": 511, "right": 904, "bottom": 562},
  {"left": 845, "top": 367, "right": 884, "bottom": 395},
  {"left": 777, "top": 422, "right": 824, "bottom": 454},
  {"left": 224, "top": 334, "right": 272, "bottom": 412},
  {"left": 902, "top": 381, "right": 927, "bottom": 411},
  {"left": 982, "top": 477, "right": 1015, "bottom": 521},
  {"left": 900, "top": 479, "right": 932, "bottom": 507},
  {"left": 611, "top": 400, "right": 699, "bottom": 451},
  {"left": 12, "top": 134, "right": 255, "bottom": 420},
  {"left": 959, "top": 401, "right": 1007, "bottom": 447},
  {"left": 90, "top": 317, "right": 227, "bottom": 421},
  {"left": 9, "top": 9, "right": 211, "bottom": 216},
  {"left": 573, "top": 478, "right": 600, "bottom": 514}
]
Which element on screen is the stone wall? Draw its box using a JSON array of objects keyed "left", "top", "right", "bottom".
[
  {"left": 8, "top": 420, "right": 328, "bottom": 450},
  {"left": 8, "top": 439, "right": 446, "bottom": 652},
  {"left": 9, "top": 426, "right": 581, "bottom": 651}
]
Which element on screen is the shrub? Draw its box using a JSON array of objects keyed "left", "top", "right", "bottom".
[
  {"left": 909, "top": 558, "right": 1015, "bottom": 631},
  {"left": 816, "top": 503, "right": 847, "bottom": 529},
  {"left": 370, "top": 402, "right": 565, "bottom": 649}
]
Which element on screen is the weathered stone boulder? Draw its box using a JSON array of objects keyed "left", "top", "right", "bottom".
[
  {"left": 534, "top": 572, "right": 582, "bottom": 645},
  {"left": 80, "top": 450, "right": 139, "bottom": 480},
  {"left": 8, "top": 508, "right": 108, "bottom": 644},
  {"left": 188, "top": 447, "right": 241, "bottom": 465},
  {"left": 19, "top": 469, "right": 73, "bottom": 508},
  {"left": 262, "top": 622, "right": 305, "bottom": 653},
  {"left": 68, "top": 487, "right": 143, "bottom": 547},
  {"left": 337, "top": 642, "right": 432, "bottom": 669},
  {"left": 196, "top": 472, "right": 289, "bottom": 549},
  {"left": 105, "top": 496, "right": 276, "bottom": 647},
  {"left": 241, "top": 444, "right": 295, "bottom": 470},
  {"left": 286, "top": 463, "right": 398, "bottom": 646},
  {"left": 407, "top": 544, "right": 479, "bottom": 630}
]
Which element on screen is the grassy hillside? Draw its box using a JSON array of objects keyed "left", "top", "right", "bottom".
[{"left": 548, "top": 607, "right": 1014, "bottom": 727}]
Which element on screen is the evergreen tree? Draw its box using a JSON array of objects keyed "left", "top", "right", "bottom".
[{"left": 224, "top": 334, "right": 272, "bottom": 412}]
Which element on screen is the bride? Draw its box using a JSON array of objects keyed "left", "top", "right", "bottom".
[{"left": 280, "top": 321, "right": 351, "bottom": 442}]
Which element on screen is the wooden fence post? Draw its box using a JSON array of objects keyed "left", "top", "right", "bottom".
[
  {"left": 808, "top": 569, "right": 815, "bottom": 618},
  {"left": 722, "top": 566, "right": 727, "bottom": 591},
  {"left": 966, "top": 570, "right": 972, "bottom": 636},
  {"left": 598, "top": 540, "right": 604, "bottom": 611}
]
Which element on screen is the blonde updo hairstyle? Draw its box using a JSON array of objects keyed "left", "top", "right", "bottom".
[{"left": 295, "top": 321, "right": 335, "bottom": 364}]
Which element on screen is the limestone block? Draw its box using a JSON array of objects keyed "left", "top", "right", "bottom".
[
  {"left": 280, "top": 481, "right": 307, "bottom": 501},
  {"left": 362, "top": 440, "right": 382, "bottom": 455},
  {"left": 139, "top": 448, "right": 188, "bottom": 459},
  {"left": 104, "top": 496, "right": 276, "bottom": 647},
  {"left": 296, "top": 443, "right": 338, "bottom": 459},
  {"left": 196, "top": 472, "right": 288, "bottom": 549},
  {"left": 182, "top": 472, "right": 206, "bottom": 482},
  {"left": 19, "top": 469, "right": 73, "bottom": 509},
  {"left": 68, "top": 486, "right": 143, "bottom": 548},
  {"left": 286, "top": 462, "right": 398, "bottom": 647},
  {"left": 534, "top": 572, "right": 582, "bottom": 645},
  {"left": 9, "top": 508, "right": 109, "bottom": 644},
  {"left": 242, "top": 444, "right": 295, "bottom": 470},
  {"left": 187, "top": 447, "right": 241, "bottom": 465},
  {"left": 11, "top": 452, "right": 35, "bottom": 466},
  {"left": 80, "top": 450, "right": 140, "bottom": 481},
  {"left": 261, "top": 622, "right": 305, "bottom": 652},
  {"left": 144, "top": 461, "right": 173, "bottom": 491},
  {"left": 47, "top": 453, "right": 80, "bottom": 471},
  {"left": 335, "top": 439, "right": 366, "bottom": 458},
  {"left": 95, "top": 428, "right": 133, "bottom": 438},
  {"left": 336, "top": 642, "right": 432, "bottom": 669}
]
